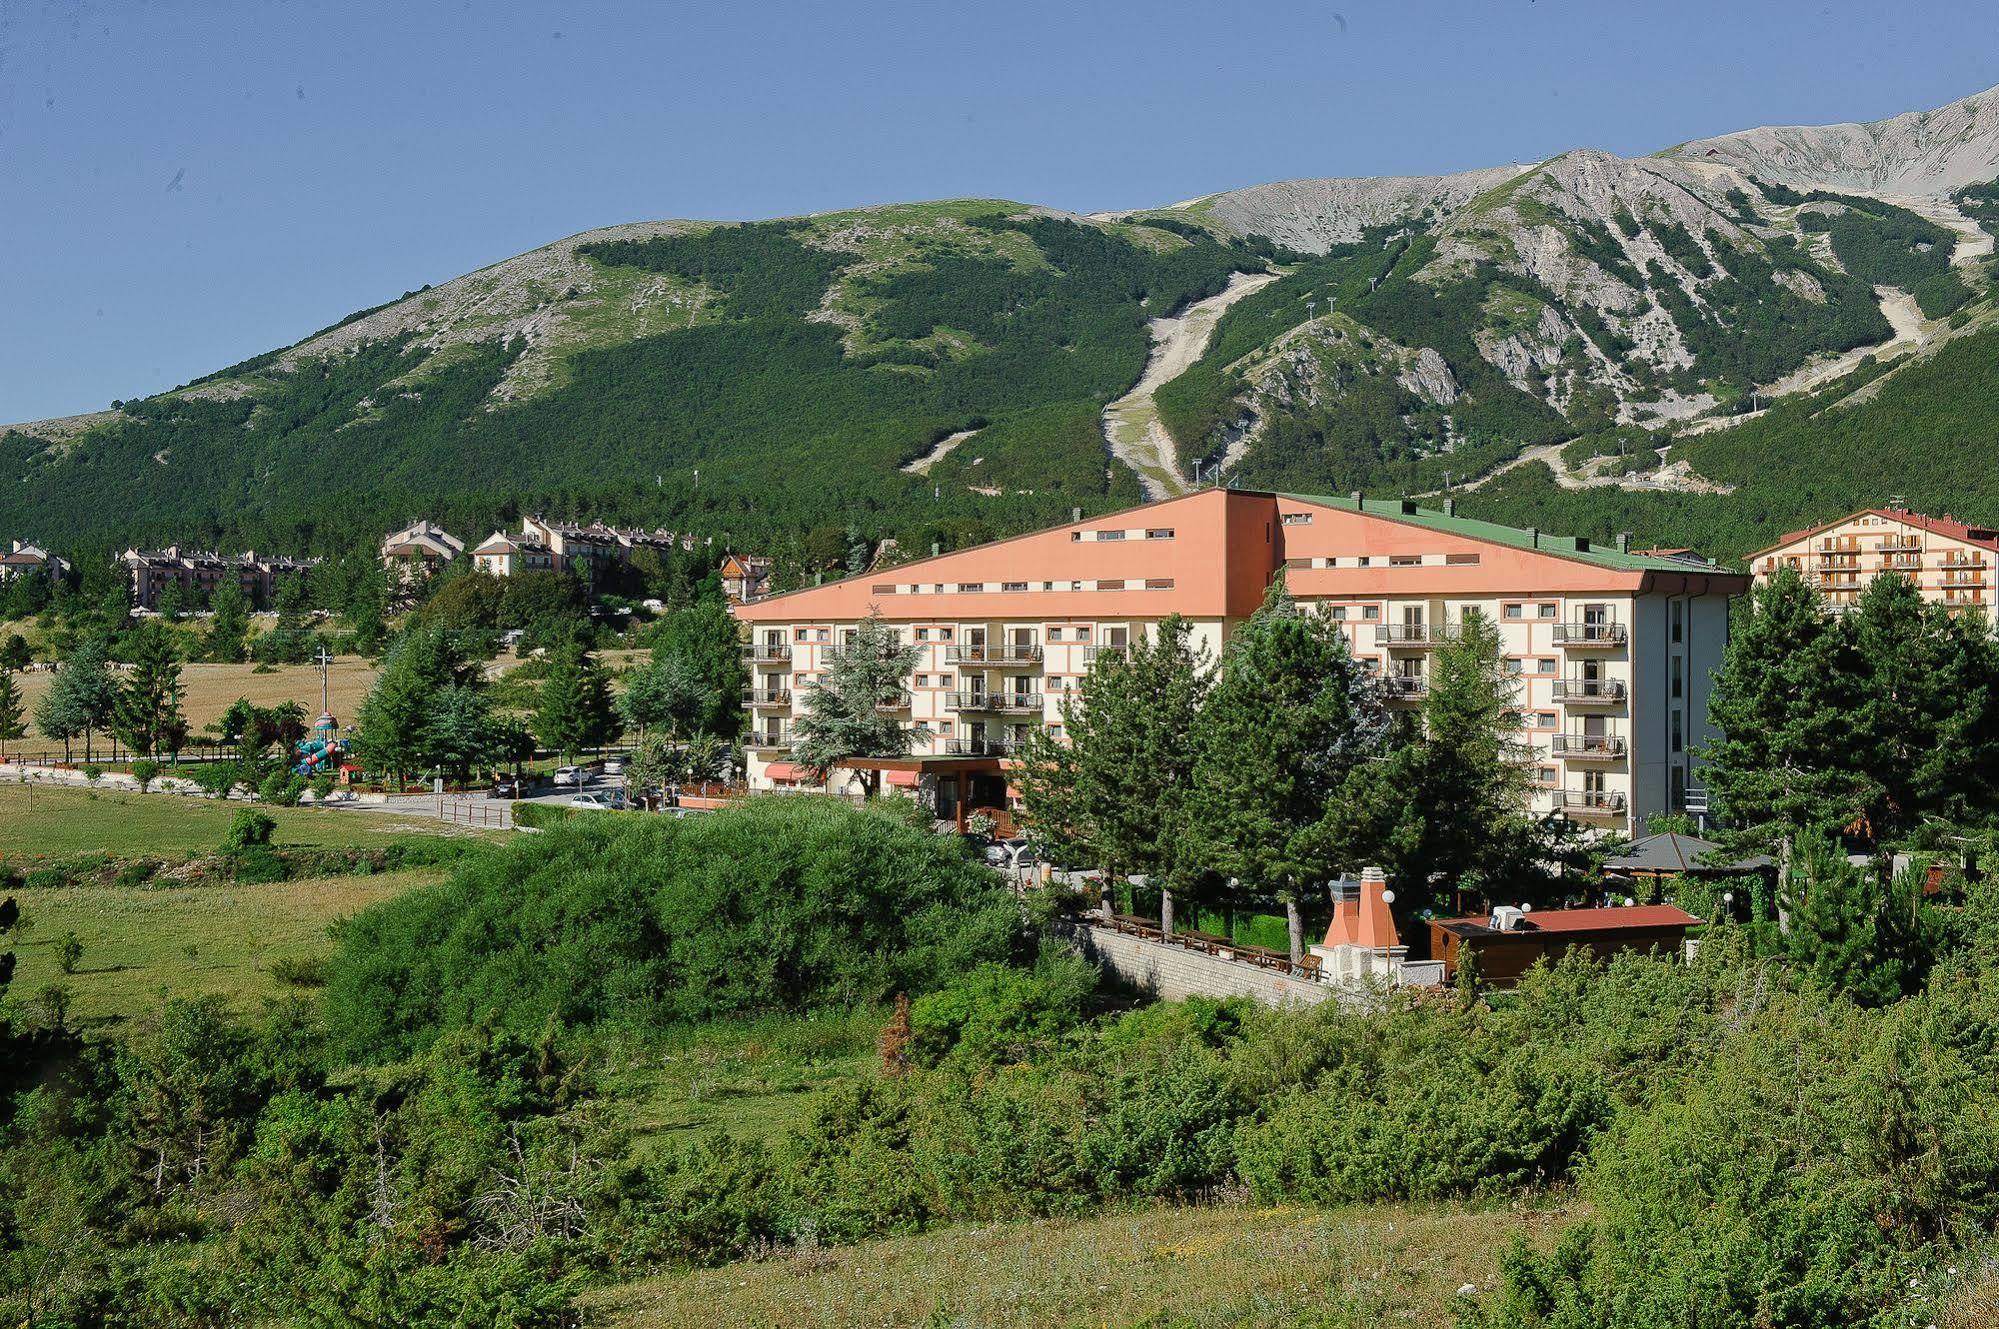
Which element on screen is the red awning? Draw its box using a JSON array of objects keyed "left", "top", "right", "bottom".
[
  {"left": 764, "top": 762, "right": 807, "bottom": 783},
  {"left": 884, "top": 769, "right": 919, "bottom": 788}
]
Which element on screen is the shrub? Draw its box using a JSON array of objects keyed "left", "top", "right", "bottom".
[
  {"left": 267, "top": 954, "right": 329, "bottom": 988},
  {"left": 908, "top": 946, "right": 1097, "bottom": 1067},
  {"left": 510, "top": 801, "right": 575, "bottom": 830},
  {"left": 308, "top": 771, "right": 336, "bottom": 803},
  {"left": 55, "top": 931, "right": 83, "bottom": 974},
  {"left": 130, "top": 759, "right": 161, "bottom": 792},
  {"left": 224, "top": 810, "right": 276, "bottom": 851},
  {"left": 190, "top": 761, "right": 241, "bottom": 799},
  {"left": 322, "top": 796, "right": 1024, "bottom": 1060},
  {"left": 82, "top": 764, "right": 102, "bottom": 785},
  {"left": 258, "top": 770, "right": 304, "bottom": 807}
]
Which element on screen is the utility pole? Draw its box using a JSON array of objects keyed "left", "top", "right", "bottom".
[{"left": 313, "top": 646, "right": 334, "bottom": 716}]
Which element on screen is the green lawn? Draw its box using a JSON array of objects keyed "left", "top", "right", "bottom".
[
  {"left": 7, "top": 870, "right": 437, "bottom": 1027},
  {"left": 588, "top": 1199, "right": 1553, "bottom": 1329},
  {"left": 0, "top": 784, "right": 495, "bottom": 860}
]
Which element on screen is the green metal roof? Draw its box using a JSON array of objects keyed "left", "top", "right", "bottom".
[{"left": 1277, "top": 492, "right": 1714, "bottom": 574}]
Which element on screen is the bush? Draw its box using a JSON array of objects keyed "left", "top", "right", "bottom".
[
  {"left": 224, "top": 810, "right": 276, "bottom": 851},
  {"left": 130, "top": 759, "right": 161, "bottom": 792},
  {"left": 82, "top": 764, "right": 102, "bottom": 785},
  {"left": 308, "top": 771, "right": 336, "bottom": 803},
  {"left": 511, "top": 801, "right": 576, "bottom": 830},
  {"left": 55, "top": 931, "right": 83, "bottom": 975},
  {"left": 190, "top": 761, "right": 241, "bottom": 799},
  {"left": 267, "top": 954, "right": 330, "bottom": 988},
  {"left": 322, "top": 796, "right": 1024, "bottom": 1060},
  {"left": 258, "top": 770, "right": 304, "bottom": 807},
  {"left": 908, "top": 946, "right": 1097, "bottom": 1067}
]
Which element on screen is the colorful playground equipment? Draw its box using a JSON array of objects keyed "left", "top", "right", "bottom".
[{"left": 293, "top": 712, "right": 350, "bottom": 778}]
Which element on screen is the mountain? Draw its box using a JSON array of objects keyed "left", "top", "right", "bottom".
[{"left": 7, "top": 84, "right": 1999, "bottom": 566}]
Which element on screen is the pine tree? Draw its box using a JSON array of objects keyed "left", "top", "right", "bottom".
[
  {"left": 206, "top": 578, "right": 250, "bottom": 663},
  {"left": 355, "top": 627, "right": 478, "bottom": 786},
  {"left": 420, "top": 685, "right": 502, "bottom": 785},
  {"left": 38, "top": 639, "right": 118, "bottom": 762},
  {"left": 1784, "top": 827, "right": 1932, "bottom": 1006},
  {"left": 1015, "top": 614, "right": 1209, "bottom": 934},
  {"left": 0, "top": 670, "right": 24, "bottom": 760},
  {"left": 1700, "top": 566, "right": 1876, "bottom": 851},
  {"left": 619, "top": 651, "right": 713, "bottom": 739},
  {"left": 792, "top": 612, "right": 920, "bottom": 796},
  {"left": 1187, "top": 579, "right": 1389, "bottom": 962},
  {"left": 113, "top": 622, "right": 188, "bottom": 760},
  {"left": 651, "top": 600, "right": 747, "bottom": 736},
  {"left": 534, "top": 639, "right": 620, "bottom": 765}
]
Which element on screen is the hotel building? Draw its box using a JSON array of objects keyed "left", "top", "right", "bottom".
[
  {"left": 1748, "top": 505, "right": 1997, "bottom": 617},
  {"left": 730, "top": 490, "right": 1746, "bottom": 835}
]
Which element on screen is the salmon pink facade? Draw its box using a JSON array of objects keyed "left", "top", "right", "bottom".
[
  {"left": 1749, "top": 505, "right": 1999, "bottom": 616},
  {"left": 731, "top": 490, "right": 1747, "bottom": 835}
]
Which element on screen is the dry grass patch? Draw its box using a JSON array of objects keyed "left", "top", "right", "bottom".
[
  {"left": 10, "top": 654, "right": 379, "bottom": 744},
  {"left": 588, "top": 1199, "right": 1556, "bottom": 1329},
  {"left": 0, "top": 784, "right": 493, "bottom": 858}
]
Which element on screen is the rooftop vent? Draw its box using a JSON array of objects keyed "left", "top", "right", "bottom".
[
  {"left": 1400, "top": 499, "right": 1418, "bottom": 515},
  {"left": 1574, "top": 536, "right": 1591, "bottom": 552},
  {"left": 1444, "top": 498, "right": 1457, "bottom": 517},
  {"left": 1489, "top": 903, "right": 1532, "bottom": 932}
]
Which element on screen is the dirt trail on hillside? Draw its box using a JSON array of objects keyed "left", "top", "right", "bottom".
[
  {"left": 901, "top": 428, "right": 981, "bottom": 476},
  {"left": 1758, "top": 286, "right": 1925, "bottom": 400},
  {"left": 1103, "top": 269, "right": 1280, "bottom": 498}
]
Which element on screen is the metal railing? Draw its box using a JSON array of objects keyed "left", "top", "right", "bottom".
[
  {"left": 1553, "top": 677, "right": 1625, "bottom": 702},
  {"left": 1553, "top": 622, "right": 1627, "bottom": 646},
  {"left": 1375, "top": 623, "right": 1458, "bottom": 647},
  {"left": 436, "top": 797, "right": 513, "bottom": 830},
  {"left": 742, "top": 642, "right": 792, "bottom": 663},
  {"left": 1081, "top": 643, "right": 1127, "bottom": 664},
  {"left": 1551, "top": 733, "right": 1626, "bottom": 758},
  {"left": 947, "top": 644, "right": 1044, "bottom": 665},
  {"left": 944, "top": 691, "right": 1043, "bottom": 713},
  {"left": 943, "top": 737, "right": 1014, "bottom": 756},
  {"left": 1558, "top": 789, "right": 1627, "bottom": 814},
  {"left": 745, "top": 734, "right": 792, "bottom": 753},
  {"left": 875, "top": 691, "right": 912, "bottom": 711},
  {"left": 1384, "top": 675, "right": 1429, "bottom": 699},
  {"left": 741, "top": 688, "right": 792, "bottom": 706}
]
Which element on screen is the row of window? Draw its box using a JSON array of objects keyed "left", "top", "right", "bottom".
[
  {"left": 1068, "top": 527, "right": 1176, "bottom": 543},
  {"left": 1285, "top": 552, "right": 1484, "bottom": 570}
]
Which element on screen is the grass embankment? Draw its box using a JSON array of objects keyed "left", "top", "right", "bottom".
[
  {"left": 7, "top": 870, "right": 434, "bottom": 1026},
  {"left": 591, "top": 1200, "right": 1552, "bottom": 1329},
  {"left": 9, "top": 654, "right": 380, "bottom": 744},
  {"left": 0, "top": 784, "right": 492, "bottom": 858}
]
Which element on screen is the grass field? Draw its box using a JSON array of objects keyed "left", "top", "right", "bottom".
[
  {"left": 10, "top": 653, "right": 380, "bottom": 745},
  {"left": 588, "top": 1199, "right": 1554, "bottom": 1329},
  {"left": 0, "top": 784, "right": 492, "bottom": 859},
  {"left": 6, "top": 869, "right": 436, "bottom": 1026}
]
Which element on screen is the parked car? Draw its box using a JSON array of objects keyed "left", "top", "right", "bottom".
[
  {"left": 568, "top": 790, "right": 627, "bottom": 811},
  {"left": 550, "top": 766, "right": 587, "bottom": 787},
  {"left": 491, "top": 773, "right": 525, "bottom": 799},
  {"left": 603, "top": 757, "right": 625, "bottom": 777},
  {"left": 984, "top": 837, "right": 1039, "bottom": 870}
]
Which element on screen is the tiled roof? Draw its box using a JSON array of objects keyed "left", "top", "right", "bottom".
[
  {"left": 1436, "top": 904, "right": 1703, "bottom": 937},
  {"left": 1281, "top": 492, "right": 1715, "bottom": 573},
  {"left": 1763, "top": 508, "right": 1999, "bottom": 556}
]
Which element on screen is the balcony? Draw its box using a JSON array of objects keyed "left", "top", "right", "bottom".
[
  {"left": 875, "top": 690, "right": 912, "bottom": 712},
  {"left": 742, "top": 642, "right": 793, "bottom": 664},
  {"left": 1877, "top": 537, "right": 1922, "bottom": 552},
  {"left": 1383, "top": 675, "right": 1429, "bottom": 701},
  {"left": 1882, "top": 554, "right": 1923, "bottom": 572},
  {"left": 1375, "top": 622, "right": 1458, "bottom": 648},
  {"left": 947, "top": 644, "right": 1044, "bottom": 666},
  {"left": 746, "top": 733, "right": 792, "bottom": 754},
  {"left": 1558, "top": 789, "right": 1627, "bottom": 816},
  {"left": 1553, "top": 622, "right": 1627, "bottom": 647},
  {"left": 742, "top": 687, "right": 792, "bottom": 707},
  {"left": 1551, "top": 733, "right": 1626, "bottom": 759},
  {"left": 943, "top": 737, "right": 1014, "bottom": 757},
  {"left": 1081, "top": 643, "right": 1128, "bottom": 664},
  {"left": 944, "top": 691, "right": 1044, "bottom": 714},
  {"left": 1553, "top": 677, "right": 1625, "bottom": 704}
]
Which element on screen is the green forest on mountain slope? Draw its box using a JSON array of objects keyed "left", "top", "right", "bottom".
[
  {"left": 0, "top": 216, "right": 1256, "bottom": 560},
  {"left": 1460, "top": 325, "right": 1999, "bottom": 561}
]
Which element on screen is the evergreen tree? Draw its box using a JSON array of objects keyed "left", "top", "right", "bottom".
[
  {"left": 346, "top": 561, "right": 389, "bottom": 655},
  {"left": 1700, "top": 567, "right": 1876, "bottom": 853},
  {"left": 420, "top": 685, "right": 503, "bottom": 785},
  {"left": 36, "top": 639, "right": 118, "bottom": 762},
  {"left": 0, "top": 635, "right": 28, "bottom": 674},
  {"left": 113, "top": 622, "right": 188, "bottom": 760},
  {"left": 618, "top": 651, "right": 714, "bottom": 738},
  {"left": 1187, "top": 580, "right": 1389, "bottom": 962},
  {"left": 534, "top": 639, "right": 620, "bottom": 765},
  {"left": 1015, "top": 615, "right": 1210, "bottom": 934},
  {"left": 0, "top": 670, "right": 24, "bottom": 760},
  {"left": 354, "top": 627, "right": 478, "bottom": 786},
  {"left": 1784, "top": 827, "right": 1932, "bottom": 1006},
  {"left": 651, "top": 599, "right": 747, "bottom": 736},
  {"left": 206, "top": 578, "right": 250, "bottom": 663},
  {"left": 792, "top": 612, "right": 920, "bottom": 796},
  {"left": 155, "top": 578, "right": 187, "bottom": 623}
]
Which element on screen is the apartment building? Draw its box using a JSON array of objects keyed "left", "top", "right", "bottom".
[
  {"left": 472, "top": 516, "right": 692, "bottom": 587},
  {"left": 471, "top": 531, "right": 557, "bottom": 578},
  {"left": 121, "top": 547, "right": 319, "bottom": 611},
  {"left": 719, "top": 552, "right": 773, "bottom": 605},
  {"left": 1749, "top": 505, "right": 1997, "bottom": 616},
  {"left": 0, "top": 541, "right": 68, "bottom": 583},
  {"left": 730, "top": 489, "right": 1746, "bottom": 835},
  {"left": 380, "top": 520, "right": 465, "bottom": 586}
]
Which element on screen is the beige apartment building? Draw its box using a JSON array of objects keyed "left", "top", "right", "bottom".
[
  {"left": 1749, "top": 505, "right": 1997, "bottom": 616},
  {"left": 731, "top": 490, "right": 1746, "bottom": 835}
]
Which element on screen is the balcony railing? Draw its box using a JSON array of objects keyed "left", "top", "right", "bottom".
[
  {"left": 1375, "top": 622, "right": 1460, "bottom": 647},
  {"left": 741, "top": 688, "right": 792, "bottom": 707},
  {"left": 943, "top": 737, "right": 1014, "bottom": 757},
  {"left": 742, "top": 642, "right": 793, "bottom": 663},
  {"left": 944, "top": 691, "right": 1044, "bottom": 713},
  {"left": 1878, "top": 537, "right": 1922, "bottom": 552},
  {"left": 1081, "top": 643, "right": 1128, "bottom": 664},
  {"left": 1553, "top": 622, "right": 1627, "bottom": 646},
  {"left": 746, "top": 733, "right": 792, "bottom": 753},
  {"left": 1551, "top": 733, "right": 1626, "bottom": 759},
  {"left": 1558, "top": 789, "right": 1627, "bottom": 815},
  {"left": 946, "top": 644, "right": 1044, "bottom": 666},
  {"left": 1384, "top": 675, "right": 1429, "bottom": 700},
  {"left": 1553, "top": 677, "right": 1625, "bottom": 703}
]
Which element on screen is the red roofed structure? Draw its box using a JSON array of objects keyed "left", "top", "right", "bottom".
[
  {"left": 1750, "top": 505, "right": 1999, "bottom": 617},
  {"left": 1428, "top": 903, "right": 1702, "bottom": 985}
]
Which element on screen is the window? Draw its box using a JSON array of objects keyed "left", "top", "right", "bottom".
[
  {"left": 1536, "top": 603, "right": 1556, "bottom": 618},
  {"left": 1070, "top": 532, "right": 1082, "bottom": 542},
  {"left": 1671, "top": 655, "right": 1683, "bottom": 699},
  {"left": 1534, "top": 711, "right": 1557, "bottom": 728},
  {"left": 1362, "top": 606, "right": 1380, "bottom": 620},
  {"left": 958, "top": 583, "right": 985, "bottom": 593},
  {"left": 1281, "top": 512, "right": 1312, "bottom": 526},
  {"left": 1505, "top": 658, "right": 1525, "bottom": 675},
  {"left": 1672, "top": 600, "right": 1684, "bottom": 644},
  {"left": 1445, "top": 552, "right": 1481, "bottom": 566},
  {"left": 1285, "top": 557, "right": 1313, "bottom": 570},
  {"left": 1145, "top": 578, "right": 1174, "bottom": 590},
  {"left": 1503, "top": 604, "right": 1524, "bottom": 620},
  {"left": 938, "top": 627, "right": 954, "bottom": 641},
  {"left": 1389, "top": 554, "right": 1421, "bottom": 566},
  {"left": 1146, "top": 528, "right": 1175, "bottom": 539},
  {"left": 1671, "top": 710, "right": 1684, "bottom": 754},
  {"left": 1357, "top": 556, "right": 1371, "bottom": 567},
  {"left": 1096, "top": 529, "right": 1126, "bottom": 541},
  {"left": 871, "top": 584, "right": 895, "bottom": 595},
  {"left": 1536, "top": 766, "right": 1558, "bottom": 784},
  {"left": 1002, "top": 581, "right": 1028, "bottom": 592},
  {"left": 1329, "top": 606, "right": 1347, "bottom": 621},
  {"left": 915, "top": 627, "right": 931, "bottom": 641},
  {"left": 1098, "top": 579, "right": 1126, "bottom": 590},
  {"left": 1536, "top": 657, "right": 1557, "bottom": 674},
  {"left": 1048, "top": 724, "right": 1064, "bottom": 741}
]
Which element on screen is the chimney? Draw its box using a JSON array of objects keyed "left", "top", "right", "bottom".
[
  {"left": 1071, "top": 507, "right": 1082, "bottom": 523},
  {"left": 931, "top": 541, "right": 941, "bottom": 557},
  {"left": 814, "top": 572, "right": 823, "bottom": 586},
  {"left": 1349, "top": 490, "right": 1363, "bottom": 505},
  {"left": 1617, "top": 531, "right": 1631, "bottom": 553},
  {"left": 1444, "top": 498, "right": 1457, "bottom": 517},
  {"left": 1356, "top": 866, "right": 1399, "bottom": 952},
  {"left": 1528, "top": 527, "right": 1539, "bottom": 548}
]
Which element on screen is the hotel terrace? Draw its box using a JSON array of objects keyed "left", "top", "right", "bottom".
[
  {"left": 731, "top": 490, "right": 1745, "bottom": 836},
  {"left": 1749, "top": 504, "right": 1998, "bottom": 616}
]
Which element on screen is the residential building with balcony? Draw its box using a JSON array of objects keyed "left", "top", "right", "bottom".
[
  {"left": 0, "top": 540, "right": 69, "bottom": 583},
  {"left": 732, "top": 490, "right": 1743, "bottom": 834},
  {"left": 472, "top": 531, "right": 557, "bottom": 578},
  {"left": 1749, "top": 505, "right": 1999, "bottom": 617},
  {"left": 379, "top": 520, "right": 464, "bottom": 587},
  {"left": 121, "top": 547, "right": 319, "bottom": 612}
]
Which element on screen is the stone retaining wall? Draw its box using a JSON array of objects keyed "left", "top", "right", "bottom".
[{"left": 1052, "top": 921, "right": 1339, "bottom": 1007}]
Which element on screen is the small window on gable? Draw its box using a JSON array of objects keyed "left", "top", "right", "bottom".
[
  {"left": 1096, "top": 529, "right": 1126, "bottom": 541},
  {"left": 1445, "top": 553, "right": 1481, "bottom": 566},
  {"left": 1070, "top": 531, "right": 1082, "bottom": 542},
  {"left": 1002, "top": 581, "right": 1028, "bottom": 592},
  {"left": 1389, "top": 554, "right": 1421, "bottom": 566},
  {"left": 1098, "top": 579, "right": 1126, "bottom": 591},
  {"left": 871, "top": 584, "right": 895, "bottom": 594},
  {"left": 1281, "top": 512, "right": 1313, "bottom": 526},
  {"left": 1145, "top": 578, "right": 1174, "bottom": 590},
  {"left": 1146, "top": 528, "right": 1175, "bottom": 539},
  {"left": 959, "top": 583, "right": 985, "bottom": 593},
  {"left": 1357, "top": 556, "right": 1371, "bottom": 567}
]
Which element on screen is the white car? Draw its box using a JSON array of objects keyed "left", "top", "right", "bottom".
[
  {"left": 603, "top": 758, "right": 625, "bottom": 777},
  {"left": 568, "top": 791, "right": 626, "bottom": 811},
  {"left": 550, "top": 766, "right": 587, "bottom": 787}
]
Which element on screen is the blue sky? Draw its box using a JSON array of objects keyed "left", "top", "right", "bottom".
[{"left": 3, "top": 0, "right": 1995, "bottom": 424}]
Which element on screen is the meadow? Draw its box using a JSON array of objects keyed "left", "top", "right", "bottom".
[{"left": 0, "top": 783, "right": 485, "bottom": 858}]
